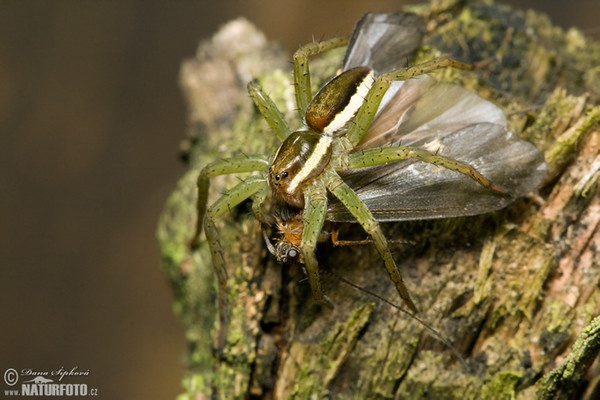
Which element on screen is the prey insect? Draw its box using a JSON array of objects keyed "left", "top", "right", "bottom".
[
  {"left": 191, "top": 12, "right": 547, "bottom": 348},
  {"left": 263, "top": 206, "right": 408, "bottom": 265},
  {"left": 263, "top": 220, "right": 467, "bottom": 363}
]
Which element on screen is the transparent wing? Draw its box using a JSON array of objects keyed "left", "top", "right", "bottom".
[
  {"left": 343, "top": 12, "right": 425, "bottom": 74},
  {"left": 359, "top": 75, "right": 507, "bottom": 149},
  {"left": 330, "top": 77, "right": 547, "bottom": 222}
]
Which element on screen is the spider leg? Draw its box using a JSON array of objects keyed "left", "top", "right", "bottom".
[
  {"left": 251, "top": 185, "right": 270, "bottom": 225},
  {"left": 346, "top": 56, "right": 474, "bottom": 145},
  {"left": 191, "top": 156, "right": 268, "bottom": 350},
  {"left": 293, "top": 36, "right": 350, "bottom": 116},
  {"left": 202, "top": 174, "right": 268, "bottom": 349},
  {"left": 300, "top": 179, "right": 334, "bottom": 308},
  {"left": 324, "top": 169, "right": 418, "bottom": 313},
  {"left": 247, "top": 81, "right": 289, "bottom": 140},
  {"left": 346, "top": 146, "right": 508, "bottom": 194},
  {"left": 192, "top": 155, "right": 269, "bottom": 247}
]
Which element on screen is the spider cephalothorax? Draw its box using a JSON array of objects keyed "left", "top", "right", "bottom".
[{"left": 268, "top": 130, "right": 333, "bottom": 208}]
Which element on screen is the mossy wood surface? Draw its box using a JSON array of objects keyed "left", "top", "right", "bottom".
[{"left": 157, "top": 1, "right": 600, "bottom": 398}]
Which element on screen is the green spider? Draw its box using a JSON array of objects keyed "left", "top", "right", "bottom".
[{"left": 192, "top": 12, "right": 547, "bottom": 347}]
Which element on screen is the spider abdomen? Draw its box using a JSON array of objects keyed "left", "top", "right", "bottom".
[{"left": 306, "top": 66, "right": 374, "bottom": 136}]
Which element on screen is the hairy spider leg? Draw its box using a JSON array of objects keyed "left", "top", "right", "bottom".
[
  {"left": 247, "top": 81, "right": 289, "bottom": 140},
  {"left": 346, "top": 147, "right": 508, "bottom": 194},
  {"left": 193, "top": 156, "right": 269, "bottom": 349},
  {"left": 323, "top": 169, "right": 418, "bottom": 313},
  {"left": 299, "top": 179, "right": 334, "bottom": 307},
  {"left": 250, "top": 185, "right": 270, "bottom": 227},
  {"left": 193, "top": 156, "right": 269, "bottom": 246},
  {"left": 293, "top": 37, "right": 350, "bottom": 116}
]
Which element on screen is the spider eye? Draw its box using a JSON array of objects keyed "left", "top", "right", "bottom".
[{"left": 277, "top": 171, "right": 288, "bottom": 180}]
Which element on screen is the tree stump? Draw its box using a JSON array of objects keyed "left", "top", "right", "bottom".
[{"left": 157, "top": 1, "right": 600, "bottom": 398}]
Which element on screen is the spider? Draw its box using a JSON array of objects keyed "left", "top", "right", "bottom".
[{"left": 191, "top": 12, "right": 547, "bottom": 347}]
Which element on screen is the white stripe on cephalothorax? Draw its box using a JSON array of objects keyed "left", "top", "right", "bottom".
[
  {"left": 322, "top": 70, "right": 375, "bottom": 136},
  {"left": 286, "top": 135, "right": 333, "bottom": 194}
]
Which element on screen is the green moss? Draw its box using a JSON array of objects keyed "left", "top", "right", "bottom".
[{"left": 480, "top": 370, "right": 521, "bottom": 399}]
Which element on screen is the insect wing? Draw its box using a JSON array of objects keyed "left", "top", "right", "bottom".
[
  {"left": 344, "top": 12, "right": 425, "bottom": 74},
  {"left": 359, "top": 75, "right": 507, "bottom": 148},
  {"left": 330, "top": 76, "right": 547, "bottom": 222}
]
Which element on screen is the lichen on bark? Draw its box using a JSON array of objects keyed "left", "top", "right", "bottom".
[{"left": 157, "top": 1, "right": 600, "bottom": 398}]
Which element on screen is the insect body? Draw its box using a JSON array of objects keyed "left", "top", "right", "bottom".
[
  {"left": 192, "top": 12, "right": 547, "bottom": 347},
  {"left": 263, "top": 209, "right": 377, "bottom": 266}
]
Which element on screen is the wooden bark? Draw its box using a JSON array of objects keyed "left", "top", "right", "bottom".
[{"left": 157, "top": 1, "right": 600, "bottom": 398}]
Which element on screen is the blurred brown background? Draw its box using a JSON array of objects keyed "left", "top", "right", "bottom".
[{"left": 0, "top": 1, "right": 597, "bottom": 398}]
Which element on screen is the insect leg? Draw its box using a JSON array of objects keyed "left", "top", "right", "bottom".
[
  {"left": 346, "top": 146, "right": 508, "bottom": 194},
  {"left": 247, "top": 81, "right": 289, "bottom": 140},
  {"left": 325, "top": 170, "right": 418, "bottom": 313},
  {"left": 202, "top": 175, "right": 268, "bottom": 349},
  {"left": 301, "top": 180, "right": 334, "bottom": 308},
  {"left": 346, "top": 56, "right": 474, "bottom": 145},
  {"left": 192, "top": 155, "right": 269, "bottom": 248},
  {"left": 293, "top": 36, "right": 350, "bottom": 116}
]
